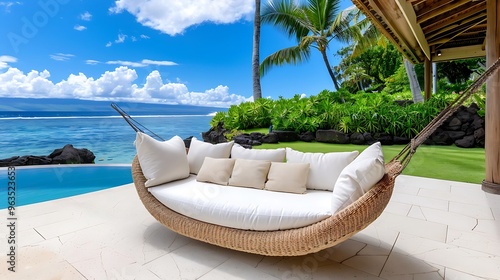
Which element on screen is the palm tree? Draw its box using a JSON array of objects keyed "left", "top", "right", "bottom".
[
  {"left": 342, "top": 64, "right": 371, "bottom": 91},
  {"left": 347, "top": 6, "right": 423, "bottom": 103},
  {"left": 252, "top": 0, "right": 262, "bottom": 100},
  {"left": 260, "top": 0, "right": 354, "bottom": 91}
]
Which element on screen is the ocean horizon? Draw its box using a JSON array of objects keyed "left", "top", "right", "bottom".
[{"left": 0, "top": 103, "right": 222, "bottom": 164}]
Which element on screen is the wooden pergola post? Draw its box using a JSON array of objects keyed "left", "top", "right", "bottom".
[{"left": 482, "top": 0, "right": 500, "bottom": 194}]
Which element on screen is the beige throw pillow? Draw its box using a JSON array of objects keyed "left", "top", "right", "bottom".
[
  {"left": 134, "top": 132, "right": 190, "bottom": 188},
  {"left": 265, "top": 162, "right": 310, "bottom": 194},
  {"left": 187, "top": 137, "right": 234, "bottom": 174},
  {"left": 228, "top": 159, "right": 271, "bottom": 189},
  {"left": 196, "top": 157, "right": 236, "bottom": 185}
]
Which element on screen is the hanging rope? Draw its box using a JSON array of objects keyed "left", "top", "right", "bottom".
[
  {"left": 111, "top": 103, "right": 165, "bottom": 141},
  {"left": 392, "top": 57, "right": 500, "bottom": 173}
]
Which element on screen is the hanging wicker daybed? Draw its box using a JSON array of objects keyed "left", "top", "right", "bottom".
[{"left": 116, "top": 58, "right": 500, "bottom": 256}]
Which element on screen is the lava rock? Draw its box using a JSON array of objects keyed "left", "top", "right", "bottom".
[
  {"left": 298, "top": 131, "right": 316, "bottom": 142},
  {"left": 393, "top": 136, "right": 411, "bottom": 145},
  {"left": 49, "top": 144, "right": 95, "bottom": 164},
  {"left": 250, "top": 132, "right": 264, "bottom": 141},
  {"left": 445, "top": 117, "right": 462, "bottom": 131},
  {"left": 233, "top": 134, "right": 253, "bottom": 146},
  {"left": 362, "top": 132, "right": 376, "bottom": 145},
  {"left": 316, "top": 130, "right": 350, "bottom": 144},
  {"left": 350, "top": 132, "right": 365, "bottom": 145},
  {"left": 431, "top": 131, "right": 453, "bottom": 145},
  {"left": 273, "top": 130, "right": 299, "bottom": 142},
  {"left": 261, "top": 133, "right": 279, "bottom": 144},
  {"left": 446, "top": 131, "right": 466, "bottom": 141},
  {"left": 455, "top": 135, "right": 475, "bottom": 148},
  {"left": 201, "top": 122, "right": 228, "bottom": 144},
  {"left": 374, "top": 133, "right": 394, "bottom": 145},
  {"left": 467, "top": 103, "right": 479, "bottom": 115}
]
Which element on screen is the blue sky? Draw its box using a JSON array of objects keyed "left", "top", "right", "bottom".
[{"left": 0, "top": 0, "right": 353, "bottom": 107}]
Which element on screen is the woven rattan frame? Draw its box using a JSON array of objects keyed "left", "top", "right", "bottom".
[{"left": 132, "top": 156, "right": 401, "bottom": 256}]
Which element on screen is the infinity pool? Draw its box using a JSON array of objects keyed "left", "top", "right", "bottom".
[{"left": 0, "top": 165, "right": 132, "bottom": 209}]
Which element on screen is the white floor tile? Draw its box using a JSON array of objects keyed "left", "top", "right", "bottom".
[
  {"left": 448, "top": 201, "right": 494, "bottom": 220},
  {"left": 391, "top": 192, "right": 449, "bottom": 211},
  {"left": 3, "top": 176, "right": 499, "bottom": 280},
  {"left": 373, "top": 212, "right": 448, "bottom": 242},
  {"left": 393, "top": 233, "right": 500, "bottom": 279},
  {"left": 447, "top": 228, "right": 500, "bottom": 258}
]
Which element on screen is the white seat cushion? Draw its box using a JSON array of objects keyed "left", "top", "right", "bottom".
[
  {"left": 135, "top": 133, "right": 189, "bottom": 187},
  {"left": 285, "top": 148, "right": 359, "bottom": 191},
  {"left": 331, "top": 142, "right": 385, "bottom": 213},
  {"left": 231, "top": 144, "right": 286, "bottom": 162},
  {"left": 148, "top": 176, "right": 332, "bottom": 231},
  {"left": 187, "top": 137, "right": 233, "bottom": 174}
]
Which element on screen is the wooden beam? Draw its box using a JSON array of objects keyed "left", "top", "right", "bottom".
[
  {"left": 369, "top": 0, "right": 423, "bottom": 62},
  {"left": 396, "top": 0, "right": 431, "bottom": 60},
  {"left": 430, "top": 18, "right": 487, "bottom": 48},
  {"left": 431, "top": 45, "right": 486, "bottom": 62},
  {"left": 427, "top": 13, "right": 486, "bottom": 41},
  {"left": 417, "top": 0, "right": 471, "bottom": 24},
  {"left": 482, "top": 0, "right": 500, "bottom": 194},
  {"left": 424, "top": 57, "right": 432, "bottom": 100},
  {"left": 352, "top": 0, "right": 420, "bottom": 63},
  {"left": 422, "top": 2, "right": 486, "bottom": 34}
]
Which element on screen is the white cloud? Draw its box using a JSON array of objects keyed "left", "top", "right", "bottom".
[
  {"left": 0, "top": 66, "right": 249, "bottom": 107},
  {"left": 110, "top": 0, "right": 254, "bottom": 36},
  {"left": 140, "top": 34, "right": 150, "bottom": 39},
  {"left": 105, "top": 42, "right": 112, "bottom": 47},
  {"left": 50, "top": 53, "right": 74, "bottom": 61},
  {"left": 106, "top": 59, "right": 177, "bottom": 67},
  {"left": 0, "top": 1, "right": 20, "bottom": 12},
  {"left": 86, "top": 60, "right": 100, "bottom": 65},
  {"left": 106, "top": 60, "right": 145, "bottom": 68},
  {"left": 74, "top": 24, "right": 87, "bottom": 31},
  {"left": 80, "top": 11, "right": 92, "bottom": 21},
  {"left": 115, "top": 33, "right": 127, "bottom": 43},
  {"left": 0, "top": 55, "right": 17, "bottom": 69}
]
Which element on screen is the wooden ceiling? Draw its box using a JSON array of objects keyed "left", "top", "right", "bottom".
[{"left": 351, "top": 0, "right": 487, "bottom": 63}]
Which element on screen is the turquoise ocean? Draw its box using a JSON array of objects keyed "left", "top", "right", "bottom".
[{"left": 0, "top": 111, "right": 215, "bottom": 164}]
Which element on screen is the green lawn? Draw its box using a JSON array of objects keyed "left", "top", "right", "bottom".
[{"left": 254, "top": 141, "right": 485, "bottom": 184}]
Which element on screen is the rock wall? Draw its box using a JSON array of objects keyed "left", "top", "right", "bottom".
[{"left": 204, "top": 104, "right": 485, "bottom": 149}]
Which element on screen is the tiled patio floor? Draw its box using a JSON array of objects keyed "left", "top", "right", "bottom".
[{"left": 1, "top": 175, "right": 499, "bottom": 279}]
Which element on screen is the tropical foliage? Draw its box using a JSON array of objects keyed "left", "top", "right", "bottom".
[
  {"left": 260, "top": 0, "right": 356, "bottom": 90},
  {"left": 211, "top": 90, "right": 452, "bottom": 139}
]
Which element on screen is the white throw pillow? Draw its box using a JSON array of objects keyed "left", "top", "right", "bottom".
[
  {"left": 231, "top": 144, "right": 286, "bottom": 162},
  {"left": 265, "top": 162, "right": 310, "bottom": 194},
  {"left": 196, "top": 157, "right": 236, "bottom": 185},
  {"left": 135, "top": 132, "right": 189, "bottom": 188},
  {"left": 228, "top": 158, "right": 271, "bottom": 189},
  {"left": 285, "top": 148, "right": 359, "bottom": 191},
  {"left": 187, "top": 137, "right": 234, "bottom": 174},
  {"left": 331, "top": 142, "right": 385, "bottom": 213}
]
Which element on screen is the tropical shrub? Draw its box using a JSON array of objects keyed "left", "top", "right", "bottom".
[{"left": 211, "top": 90, "right": 454, "bottom": 139}]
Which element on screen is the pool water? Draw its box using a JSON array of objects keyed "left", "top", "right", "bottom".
[{"left": 0, "top": 165, "right": 132, "bottom": 209}]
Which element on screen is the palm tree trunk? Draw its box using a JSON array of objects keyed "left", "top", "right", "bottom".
[
  {"left": 252, "top": 0, "right": 262, "bottom": 100},
  {"left": 320, "top": 49, "right": 340, "bottom": 90},
  {"left": 404, "top": 58, "right": 424, "bottom": 103}
]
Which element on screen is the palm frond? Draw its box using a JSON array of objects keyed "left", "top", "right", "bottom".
[
  {"left": 260, "top": 46, "right": 311, "bottom": 76},
  {"left": 261, "top": 0, "right": 309, "bottom": 41}
]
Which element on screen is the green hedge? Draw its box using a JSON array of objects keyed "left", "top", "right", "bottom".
[{"left": 211, "top": 90, "right": 452, "bottom": 139}]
